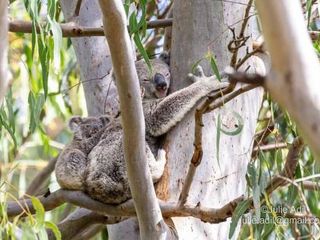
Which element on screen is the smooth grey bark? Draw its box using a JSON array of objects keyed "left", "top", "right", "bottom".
[
  {"left": 0, "top": 0, "right": 8, "bottom": 106},
  {"left": 60, "top": 0, "right": 117, "bottom": 117}
]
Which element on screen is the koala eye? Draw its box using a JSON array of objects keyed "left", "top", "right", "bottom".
[
  {"left": 142, "top": 78, "right": 149, "bottom": 82},
  {"left": 165, "top": 72, "right": 170, "bottom": 77}
]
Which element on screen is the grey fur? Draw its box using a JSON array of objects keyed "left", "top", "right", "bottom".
[
  {"left": 55, "top": 116, "right": 111, "bottom": 190},
  {"left": 55, "top": 56, "right": 229, "bottom": 205}
]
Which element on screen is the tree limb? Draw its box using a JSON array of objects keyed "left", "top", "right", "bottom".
[
  {"left": 98, "top": 0, "right": 167, "bottom": 239},
  {"left": 8, "top": 19, "right": 173, "bottom": 38}
]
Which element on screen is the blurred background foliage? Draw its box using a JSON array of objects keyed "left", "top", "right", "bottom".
[{"left": 1, "top": 0, "right": 320, "bottom": 239}]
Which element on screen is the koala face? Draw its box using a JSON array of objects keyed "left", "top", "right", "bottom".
[
  {"left": 69, "top": 116, "right": 110, "bottom": 140},
  {"left": 136, "top": 55, "right": 170, "bottom": 99}
]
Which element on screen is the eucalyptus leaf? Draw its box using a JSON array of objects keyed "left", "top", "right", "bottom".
[
  {"left": 45, "top": 221, "right": 61, "bottom": 240},
  {"left": 31, "top": 197, "right": 45, "bottom": 231},
  {"left": 229, "top": 199, "right": 250, "bottom": 239},
  {"left": 220, "top": 111, "right": 244, "bottom": 136}
]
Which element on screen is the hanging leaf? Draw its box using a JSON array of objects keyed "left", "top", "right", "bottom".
[
  {"left": 206, "top": 52, "right": 221, "bottom": 81},
  {"left": 216, "top": 113, "right": 222, "bottom": 169},
  {"left": 31, "top": 197, "right": 45, "bottom": 231},
  {"left": 28, "top": 92, "right": 45, "bottom": 133},
  {"left": 45, "top": 221, "right": 61, "bottom": 240},
  {"left": 134, "top": 33, "right": 151, "bottom": 71},
  {"left": 0, "top": 109, "right": 17, "bottom": 147},
  {"left": 220, "top": 111, "right": 244, "bottom": 136},
  {"left": 229, "top": 199, "right": 250, "bottom": 239}
]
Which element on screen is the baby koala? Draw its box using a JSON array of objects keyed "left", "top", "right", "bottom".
[{"left": 55, "top": 115, "right": 111, "bottom": 190}]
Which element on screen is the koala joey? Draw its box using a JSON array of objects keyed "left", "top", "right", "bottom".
[
  {"left": 55, "top": 115, "right": 111, "bottom": 190},
  {"left": 85, "top": 63, "right": 229, "bottom": 204}
]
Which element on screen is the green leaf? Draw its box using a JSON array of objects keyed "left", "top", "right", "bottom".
[
  {"left": 129, "top": 12, "right": 138, "bottom": 34},
  {"left": 220, "top": 111, "right": 244, "bottom": 136},
  {"left": 216, "top": 113, "right": 222, "bottom": 169},
  {"left": 0, "top": 108, "right": 17, "bottom": 147},
  {"left": 133, "top": 34, "right": 151, "bottom": 72},
  {"left": 306, "top": 0, "right": 313, "bottom": 28},
  {"left": 229, "top": 199, "right": 250, "bottom": 239},
  {"left": 248, "top": 163, "right": 261, "bottom": 219},
  {"left": 45, "top": 221, "right": 61, "bottom": 240},
  {"left": 206, "top": 52, "right": 221, "bottom": 81},
  {"left": 47, "top": 18, "right": 62, "bottom": 71},
  {"left": 38, "top": 36, "right": 49, "bottom": 98},
  {"left": 28, "top": 92, "right": 45, "bottom": 133},
  {"left": 191, "top": 58, "right": 205, "bottom": 74},
  {"left": 31, "top": 196, "right": 45, "bottom": 231},
  {"left": 6, "top": 88, "right": 16, "bottom": 132}
]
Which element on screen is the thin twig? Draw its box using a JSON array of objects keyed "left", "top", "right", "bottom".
[
  {"left": 302, "top": 181, "right": 320, "bottom": 191},
  {"left": 252, "top": 142, "right": 288, "bottom": 155},
  {"left": 206, "top": 84, "right": 260, "bottom": 113},
  {"left": 74, "top": 0, "right": 83, "bottom": 17},
  {"left": 265, "top": 138, "right": 303, "bottom": 194},
  {"left": 235, "top": 47, "right": 262, "bottom": 69},
  {"left": 229, "top": 0, "right": 254, "bottom": 67}
]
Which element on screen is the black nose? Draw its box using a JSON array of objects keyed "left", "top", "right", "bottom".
[{"left": 154, "top": 73, "right": 167, "bottom": 89}]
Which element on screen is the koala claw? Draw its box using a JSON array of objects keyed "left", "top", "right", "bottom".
[
  {"left": 194, "top": 65, "right": 206, "bottom": 77},
  {"left": 188, "top": 65, "right": 208, "bottom": 83}
]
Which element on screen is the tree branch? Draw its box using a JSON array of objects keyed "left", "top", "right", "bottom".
[
  {"left": 6, "top": 138, "right": 304, "bottom": 230},
  {"left": 8, "top": 19, "right": 173, "bottom": 38},
  {"left": 252, "top": 142, "right": 287, "bottom": 155},
  {"left": 265, "top": 137, "right": 303, "bottom": 194},
  {"left": 98, "top": 0, "right": 166, "bottom": 239}
]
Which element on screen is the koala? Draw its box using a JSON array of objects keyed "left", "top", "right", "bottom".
[
  {"left": 136, "top": 53, "right": 171, "bottom": 99},
  {"left": 55, "top": 115, "right": 111, "bottom": 190},
  {"left": 84, "top": 61, "right": 230, "bottom": 204}
]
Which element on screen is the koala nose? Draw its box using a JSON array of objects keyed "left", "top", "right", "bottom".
[{"left": 154, "top": 73, "right": 167, "bottom": 90}]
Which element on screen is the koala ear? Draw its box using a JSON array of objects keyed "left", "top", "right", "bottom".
[
  {"left": 69, "top": 116, "right": 82, "bottom": 131},
  {"left": 99, "top": 115, "right": 110, "bottom": 126},
  {"left": 159, "top": 52, "right": 170, "bottom": 66}
]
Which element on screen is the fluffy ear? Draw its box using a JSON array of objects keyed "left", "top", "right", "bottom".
[
  {"left": 159, "top": 51, "right": 170, "bottom": 66},
  {"left": 99, "top": 115, "right": 110, "bottom": 126},
  {"left": 68, "top": 116, "right": 82, "bottom": 131}
]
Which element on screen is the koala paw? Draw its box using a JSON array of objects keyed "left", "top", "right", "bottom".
[
  {"left": 150, "top": 149, "right": 166, "bottom": 182},
  {"left": 187, "top": 65, "right": 207, "bottom": 83}
]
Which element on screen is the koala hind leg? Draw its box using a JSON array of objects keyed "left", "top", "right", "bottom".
[
  {"left": 55, "top": 149, "right": 87, "bottom": 190},
  {"left": 146, "top": 146, "right": 166, "bottom": 182}
]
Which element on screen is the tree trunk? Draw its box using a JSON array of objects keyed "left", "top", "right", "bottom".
[
  {"left": 60, "top": 0, "right": 117, "bottom": 117},
  {"left": 164, "top": 1, "right": 263, "bottom": 238}
]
